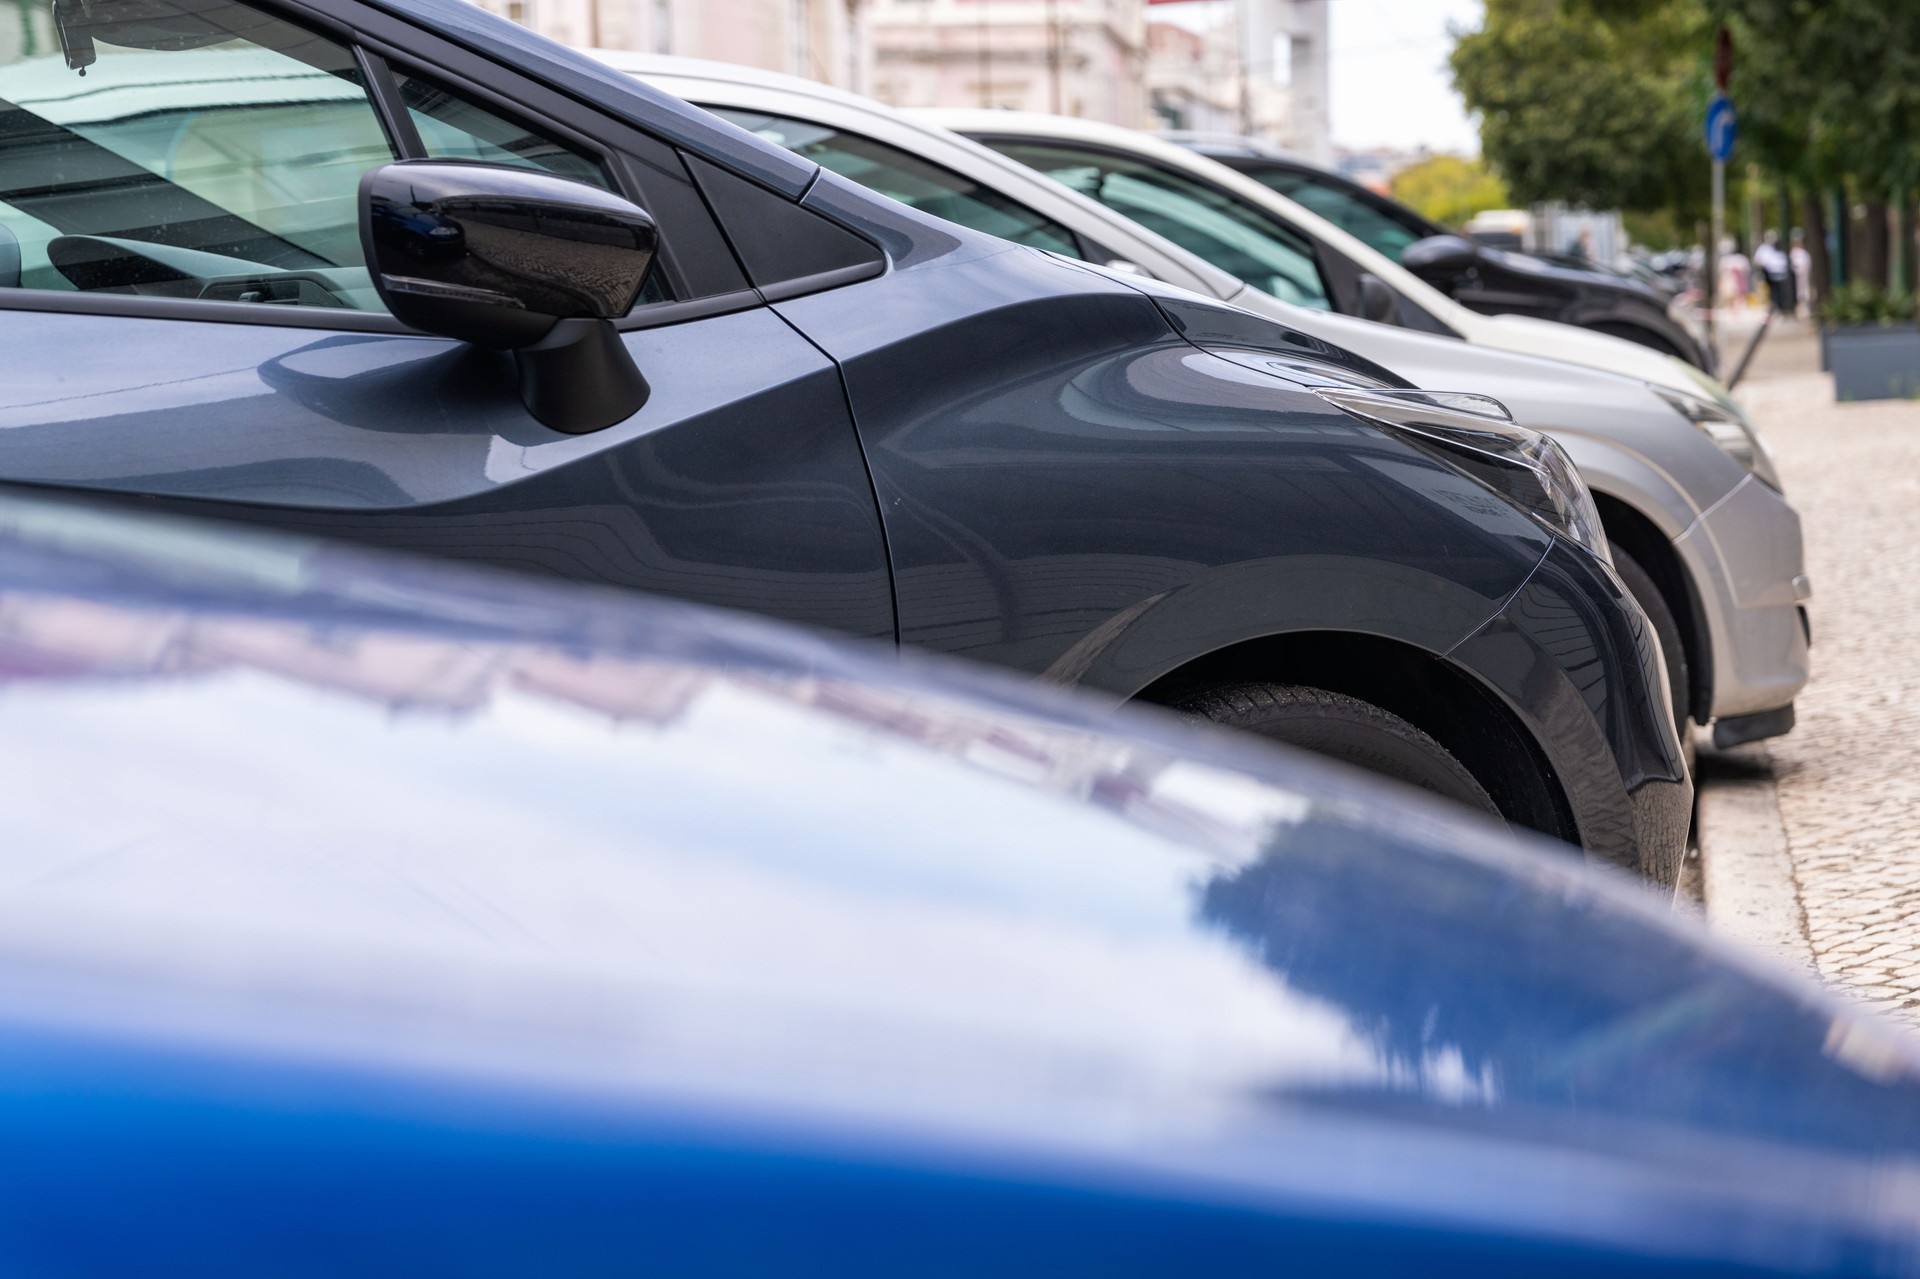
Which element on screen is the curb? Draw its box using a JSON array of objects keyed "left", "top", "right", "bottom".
[{"left": 1694, "top": 743, "right": 1816, "bottom": 973}]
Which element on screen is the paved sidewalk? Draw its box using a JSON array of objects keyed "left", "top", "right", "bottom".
[{"left": 1701, "top": 320, "right": 1920, "bottom": 1026}]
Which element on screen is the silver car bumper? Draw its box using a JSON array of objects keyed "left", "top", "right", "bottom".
[{"left": 1674, "top": 474, "right": 1811, "bottom": 722}]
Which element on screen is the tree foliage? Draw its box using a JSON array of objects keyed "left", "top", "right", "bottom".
[
  {"left": 1449, "top": 0, "right": 1714, "bottom": 222},
  {"left": 1390, "top": 156, "right": 1510, "bottom": 230},
  {"left": 1714, "top": 0, "right": 1920, "bottom": 195}
]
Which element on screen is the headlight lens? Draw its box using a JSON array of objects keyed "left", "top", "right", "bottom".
[
  {"left": 1654, "top": 386, "right": 1783, "bottom": 492},
  {"left": 1314, "top": 386, "right": 1611, "bottom": 560}
]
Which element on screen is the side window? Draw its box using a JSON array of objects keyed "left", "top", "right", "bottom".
[
  {"left": 984, "top": 140, "right": 1332, "bottom": 311},
  {"left": 0, "top": 0, "right": 394, "bottom": 309},
  {"left": 710, "top": 108, "right": 1081, "bottom": 258},
  {"left": 1241, "top": 168, "right": 1425, "bottom": 263}
]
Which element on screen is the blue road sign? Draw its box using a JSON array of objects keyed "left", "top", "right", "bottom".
[{"left": 1707, "top": 94, "right": 1737, "bottom": 161}]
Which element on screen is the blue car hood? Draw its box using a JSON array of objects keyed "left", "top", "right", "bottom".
[{"left": 0, "top": 491, "right": 1915, "bottom": 1269}]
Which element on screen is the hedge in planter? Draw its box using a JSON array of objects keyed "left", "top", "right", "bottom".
[{"left": 1822, "top": 284, "right": 1920, "bottom": 401}]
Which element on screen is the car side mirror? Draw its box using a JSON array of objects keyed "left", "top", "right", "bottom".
[
  {"left": 360, "top": 160, "right": 656, "bottom": 434},
  {"left": 1356, "top": 271, "right": 1398, "bottom": 324},
  {"left": 1400, "top": 234, "right": 1482, "bottom": 292}
]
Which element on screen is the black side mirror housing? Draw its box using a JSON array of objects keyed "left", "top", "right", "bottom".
[
  {"left": 1356, "top": 272, "right": 1398, "bottom": 324},
  {"left": 360, "top": 160, "right": 657, "bottom": 434},
  {"left": 1400, "top": 234, "right": 1482, "bottom": 292}
]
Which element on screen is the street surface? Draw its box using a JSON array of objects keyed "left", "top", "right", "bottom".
[{"left": 1702, "top": 317, "right": 1920, "bottom": 1027}]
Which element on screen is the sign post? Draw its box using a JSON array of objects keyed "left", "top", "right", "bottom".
[{"left": 1705, "top": 27, "right": 1735, "bottom": 368}]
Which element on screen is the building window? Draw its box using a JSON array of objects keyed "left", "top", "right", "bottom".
[
  {"left": 789, "top": 0, "right": 809, "bottom": 76},
  {"left": 505, "top": 0, "right": 528, "bottom": 23}
]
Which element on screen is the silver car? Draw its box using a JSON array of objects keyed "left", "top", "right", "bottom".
[{"left": 595, "top": 52, "right": 1810, "bottom": 749}]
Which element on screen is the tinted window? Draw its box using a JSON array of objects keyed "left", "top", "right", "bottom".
[
  {"left": 712, "top": 108, "right": 1080, "bottom": 257},
  {"left": 1239, "top": 166, "right": 1425, "bottom": 263},
  {"left": 0, "top": 0, "right": 393, "bottom": 309},
  {"left": 986, "top": 140, "right": 1329, "bottom": 309}
]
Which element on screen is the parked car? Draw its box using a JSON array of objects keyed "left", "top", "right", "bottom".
[
  {"left": 920, "top": 110, "right": 1734, "bottom": 406},
  {"left": 597, "top": 53, "right": 1806, "bottom": 751},
  {"left": 0, "top": 488, "right": 1914, "bottom": 1277},
  {"left": 0, "top": 0, "right": 1687, "bottom": 875},
  {"left": 1166, "top": 132, "right": 1709, "bottom": 366}
]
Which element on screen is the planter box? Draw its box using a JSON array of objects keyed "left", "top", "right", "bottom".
[{"left": 1827, "top": 322, "right": 1920, "bottom": 400}]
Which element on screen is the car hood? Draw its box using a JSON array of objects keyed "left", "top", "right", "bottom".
[
  {"left": 1214, "top": 286, "right": 1753, "bottom": 512},
  {"left": 1485, "top": 246, "right": 1671, "bottom": 304},
  {"left": 1475, "top": 311, "right": 1708, "bottom": 396},
  {"left": 0, "top": 492, "right": 1915, "bottom": 1258}
]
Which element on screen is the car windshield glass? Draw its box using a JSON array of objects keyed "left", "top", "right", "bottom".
[
  {"left": 0, "top": 0, "right": 395, "bottom": 310},
  {"left": 1238, "top": 166, "right": 1425, "bottom": 263},
  {"left": 985, "top": 140, "right": 1329, "bottom": 309},
  {"left": 711, "top": 108, "right": 1080, "bottom": 257}
]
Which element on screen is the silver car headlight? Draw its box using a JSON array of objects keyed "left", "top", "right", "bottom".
[
  {"left": 1654, "top": 386, "right": 1784, "bottom": 493},
  {"left": 1314, "top": 386, "right": 1611, "bottom": 561}
]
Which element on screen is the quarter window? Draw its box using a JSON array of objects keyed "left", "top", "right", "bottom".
[{"left": 395, "top": 72, "right": 611, "bottom": 190}]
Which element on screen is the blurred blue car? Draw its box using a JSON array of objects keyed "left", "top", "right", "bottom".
[{"left": 0, "top": 490, "right": 1914, "bottom": 1277}]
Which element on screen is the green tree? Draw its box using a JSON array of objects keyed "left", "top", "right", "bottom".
[
  {"left": 1450, "top": 0, "right": 1715, "bottom": 226},
  {"left": 1390, "top": 155, "right": 1510, "bottom": 230}
]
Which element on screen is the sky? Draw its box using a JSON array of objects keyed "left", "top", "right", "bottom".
[{"left": 1157, "top": 0, "right": 1486, "bottom": 155}]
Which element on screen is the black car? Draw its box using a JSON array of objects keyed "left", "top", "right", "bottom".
[
  {"left": 0, "top": 0, "right": 1686, "bottom": 878},
  {"left": 1170, "top": 135, "right": 1711, "bottom": 369}
]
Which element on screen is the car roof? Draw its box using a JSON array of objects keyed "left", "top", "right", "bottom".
[{"left": 2, "top": 489, "right": 1918, "bottom": 1265}]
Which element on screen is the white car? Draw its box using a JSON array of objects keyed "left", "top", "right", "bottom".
[
  {"left": 919, "top": 109, "right": 1729, "bottom": 404},
  {"left": 593, "top": 52, "right": 1810, "bottom": 749}
]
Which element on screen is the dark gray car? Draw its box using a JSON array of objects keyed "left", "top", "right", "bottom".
[{"left": 0, "top": 0, "right": 1686, "bottom": 876}]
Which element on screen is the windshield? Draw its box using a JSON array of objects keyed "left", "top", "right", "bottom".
[{"left": 983, "top": 139, "right": 1330, "bottom": 309}]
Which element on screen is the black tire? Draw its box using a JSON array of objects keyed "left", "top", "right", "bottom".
[
  {"left": 1611, "top": 547, "right": 1691, "bottom": 737},
  {"left": 1177, "top": 683, "right": 1501, "bottom": 820}
]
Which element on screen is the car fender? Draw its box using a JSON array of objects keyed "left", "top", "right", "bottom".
[
  {"left": 776, "top": 181, "right": 1556, "bottom": 690},
  {"left": 1039, "top": 552, "right": 1531, "bottom": 702}
]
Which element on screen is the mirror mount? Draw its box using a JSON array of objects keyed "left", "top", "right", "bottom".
[
  {"left": 1356, "top": 272, "right": 1398, "bottom": 324},
  {"left": 361, "top": 161, "right": 658, "bottom": 434},
  {"left": 516, "top": 318, "right": 651, "bottom": 436}
]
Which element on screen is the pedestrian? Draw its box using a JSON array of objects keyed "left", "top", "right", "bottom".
[
  {"left": 1790, "top": 229, "right": 1813, "bottom": 319},
  {"left": 1754, "top": 229, "right": 1792, "bottom": 313},
  {"left": 1719, "top": 237, "right": 1751, "bottom": 310}
]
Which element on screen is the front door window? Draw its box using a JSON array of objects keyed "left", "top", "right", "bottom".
[{"left": 0, "top": 0, "right": 394, "bottom": 309}]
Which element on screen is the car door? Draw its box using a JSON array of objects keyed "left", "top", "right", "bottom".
[{"left": 0, "top": 0, "right": 894, "bottom": 640}]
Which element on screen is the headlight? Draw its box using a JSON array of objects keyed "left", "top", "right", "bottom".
[
  {"left": 1314, "top": 386, "right": 1611, "bottom": 560},
  {"left": 1654, "top": 386, "right": 1783, "bottom": 492}
]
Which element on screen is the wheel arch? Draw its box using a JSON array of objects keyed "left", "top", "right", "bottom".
[
  {"left": 1593, "top": 492, "right": 1715, "bottom": 724},
  {"left": 1131, "top": 629, "right": 1579, "bottom": 844}
]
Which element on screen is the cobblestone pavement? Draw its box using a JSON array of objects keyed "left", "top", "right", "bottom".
[{"left": 1716, "top": 321, "right": 1920, "bottom": 1024}]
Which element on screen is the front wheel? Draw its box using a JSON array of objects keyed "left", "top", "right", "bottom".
[{"left": 1178, "top": 683, "right": 1501, "bottom": 820}]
